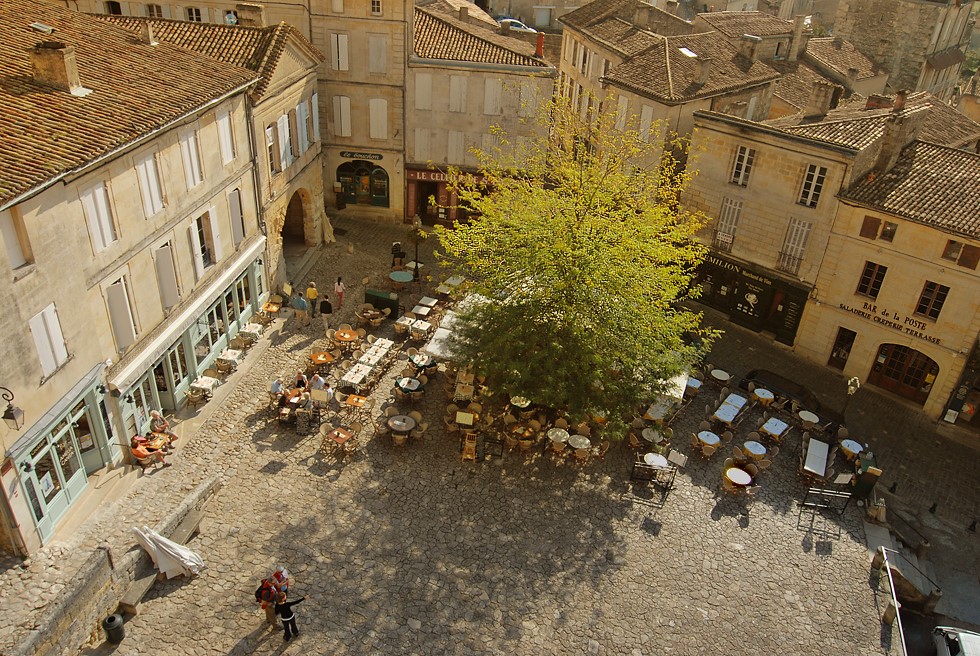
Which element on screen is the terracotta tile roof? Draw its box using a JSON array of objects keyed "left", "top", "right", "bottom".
[
  {"left": 560, "top": 0, "right": 664, "bottom": 57},
  {"left": 694, "top": 11, "right": 793, "bottom": 37},
  {"left": 765, "top": 91, "right": 980, "bottom": 149},
  {"left": 96, "top": 16, "right": 323, "bottom": 100},
  {"left": 417, "top": 0, "right": 499, "bottom": 29},
  {"left": 769, "top": 59, "right": 840, "bottom": 110},
  {"left": 603, "top": 32, "right": 780, "bottom": 103},
  {"left": 0, "top": 0, "right": 259, "bottom": 208},
  {"left": 560, "top": 0, "right": 636, "bottom": 31},
  {"left": 805, "top": 37, "right": 881, "bottom": 80},
  {"left": 414, "top": 6, "right": 551, "bottom": 67},
  {"left": 839, "top": 141, "right": 980, "bottom": 239}
]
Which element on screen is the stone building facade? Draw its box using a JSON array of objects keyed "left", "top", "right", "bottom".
[{"left": 0, "top": 1, "right": 267, "bottom": 554}]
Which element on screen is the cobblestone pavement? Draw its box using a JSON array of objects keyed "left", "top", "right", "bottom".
[{"left": 2, "top": 216, "right": 939, "bottom": 655}]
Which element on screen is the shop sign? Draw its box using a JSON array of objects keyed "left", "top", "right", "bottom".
[
  {"left": 838, "top": 301, "right": 941, "bottom": 345},
  {"left": 408, "top": 169, "right": 451, "bottom": 182},
  {"left": 340, "top": 151, "right": 383, "bottom": 161}
]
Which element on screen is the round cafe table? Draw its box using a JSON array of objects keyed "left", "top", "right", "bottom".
[
  {"left": 387, "top": 415, "right": 417, "bottom": 434},
  {"left": 752, "top": 388, "right": 774, "bottom": 406},
  {"left": 726, "top": 467, "right": 752, "bottom": 487},
  {"left": 510, "top": 396, "right": 532, "bottom": 410},
  {"left": 389, "top": 271, "right": 414, "bottom": 284},
  {"left": 547, "top": 427, "right": 570, "bottom": 443},
  {"left": 644, "top": 453, "right": 668, "bottom": 467},
  {"left": 697, "top": 430, "right": 720, "bottom": 446},
  {"left": 396, "top": 377, "right": 422, "bottom": 392},
  {"left": 743, "top": 440, "right": 767, "bottom": 460},
  {"left": 710, "top": 369, "right": 731, "bottom": 383},
  {"left": 335, "top": 329, "right": 358, "bottom": 343},
  {"left": 641, "top": 427, "right": 663, "bottom": 444},
  {"left": 799, "top": 410, "right": 820, "bottom": 428},
  {"left": 840, "top": 439, "right": 864, "bottom": 460},
  {"left": 568, "top": 434, "right": 591, "bottom": 450}
]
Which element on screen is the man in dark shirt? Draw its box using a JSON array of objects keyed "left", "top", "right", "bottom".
[{"left": 274, "top": 593, "right": 305, "bottom": 641}]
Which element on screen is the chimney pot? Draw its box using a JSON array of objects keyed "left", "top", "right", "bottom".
[
  {"left": 235, "top": 2, "right": 265, "bottom": 27},
  {"left": 893, "top": 89, "right": 907, "bottom": 112},
  {"left": 458, "top": 6, "right": 468, "bottom": 21},
  {"left": 695, "top": 56, "right": 713, "bottom": 84},
  {"left": 535, "top": 32, "right": 545, "bottom": 58},
  {"left": 804, "top": 80, "right": 835, "bottom": 118},
  {"left": 31, "top": 41, "right": 84, "bottom": 94},
  {"left": 140, "top": 21, "right": 158, "bottom": 45}
]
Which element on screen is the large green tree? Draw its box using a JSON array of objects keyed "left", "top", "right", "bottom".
[{"left": 434, "top": 96, "right": 717, "bottom": 431}]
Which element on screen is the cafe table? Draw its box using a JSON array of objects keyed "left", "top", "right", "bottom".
[
  {"left": 261, "top": 301, "right": 281, "bottom": 316},
  {"left": 760, "top": 417, "right": 789, "bottom": 441},
  {"left": 396, "top": 377, "right": 422, "bottom": 392},
  {"left": 145, "top": 433, "right": 171, "bottom": 451},
  {"left": 457, "top": 372, "right": 475, "bottom": 385},
  {"left": 803, "top": 438, "right": 830, "bottom": 477},
  {"left": 644, "top": 452, "right": 669, "bottom": 468},
  {"left": 752, "top": 388, "right": 775, "bottom": 406},
  {"left": 720, "top": 393, "right": 748, "bottom": 410},
  {"left": 799, "top": 410, "right": 820, "bottom": 428},
  {"left": 641, "top": 427, "right": 663, "bottom": 444},
  {"left": 453, "top": 383, "right": 474, "bottom": 402},
  {"left": 510, "top": 396, "right": 532, "bottom": 410},
  {"left": 685, "top": 378, "right": 702, "bottom": 395},
  {"left": 410, "top": 353, "right": 435, "bottom": 369},
  {"left": 725, "top": 467, "right": 752, "bottom": 487},
  {"left": 345, "top": 394, "right": 367, "bottom": 408},
  {"left": 326, "top": 427, "right": 353, "bottom": 446},
  {"left": 240, "top": 322, "right": 264, "bottom": 339},
  {"left": 335, "top": 329, "right": 358, "bottom": 345},
  {"left": 309, "top": 351, "right": 335, "bottom": 366},
  {"left": 419, "top": 296, "right": 438, "bottom": 307},
  {"left": 643, "top": 398, "right": 673, "bottom": 422},
  {"left": 395, "top": 315, "right": 414, "bottom": 327},
  {"left": 568, "top": 434, "right": 591, "bottom": 450},
  {"left": 406, "top": 261, "right": 424, "bottom": 273},
  {"left": 389, "top": 271, "right": 414, "bottom": 284},
  {"left": 435, "top": 285, "right": 452, "bottom": 296},
  {"left": 387, "top": 415, "right": 417, "bottom": 434},
  {"left": 191, "top": 376, "right": 220, "bottom": 394},
  {"left": 710, "top": 369, "right": 731, "bottom": 383},
  {"left": 711, "top": 403, "right": 739, "bottom": 426},
  {"left": 218, "top": 349, "right": 243, "bottom": 367},
  {"left": 410, "top": 320, "right": 432, "bottom": 336},
  {"left": 840, "top": 439, "right": 864, "bottom": 460},
  {"left": 341, "top": 367, "right": 369, "bottom": 388},
  {"left": 697, "top": 430, "right": 720, "bottom": 446},
  {"left": 743, "top": 440, "right": 767, "bottom": 460},
  {"left": 547, "top": 427, "right": 570, "bottom": 443},
  {"left": 411, "top": 305, "right": 432, "bottom": 317},
  {"left": 456, "top": 411, "right": 475, "bottom": 427},
  {"left": 358, "top": 351, "right": 384, "bottom": 366}
]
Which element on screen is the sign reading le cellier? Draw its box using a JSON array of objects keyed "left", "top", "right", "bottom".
[
  {"left": 839, "top": 301, "right": 941, "bottom": 345},
  {"left": 340, "top": 151, "right": 383, "bottom": 161}
]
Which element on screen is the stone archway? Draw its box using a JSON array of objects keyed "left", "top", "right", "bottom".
[{"left": 283, "top": 190, "right": 309, "bottom": 245}]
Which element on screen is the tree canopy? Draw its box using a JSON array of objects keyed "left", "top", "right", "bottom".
[{"left": 434, "top": 96, "right": 718, "bottom": 430}]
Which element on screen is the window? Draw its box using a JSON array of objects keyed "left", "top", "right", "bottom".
[
  {"left": 105, "top": 1, "right": 122, "bottom": 14},
  {"left": 415, "top": 128, "right": 431, "bottom": 162},
  {"left": 371, "top": 0, "right": 382, "bottom": 15},
  {"left": 330, "top": 33, "right": 349, "bottom": 71},
  {"left": 153, "top": 243, "right": 180, "bottom": 310},
  {"left": 777, "top": 217, "right": 812, "bottom": 275},
  {"left": 533, "top": 6, "right": 552, "bottom": 27},
  {"left": 216, "top": 110, "right": 236, "bottom": 164},
  {"left": 186, "top": 6, "right": 202, "bottom": 21},
  {"left": 311, "top": 92, "right": 320, "bottom": 142},
  {"left": 106, "top": 277, "right": 137, "bottom": 351},
  {"left": 798, "top": 164, "right": 827, "bottom": 207},
  {"left": 0, "top": 208, "right": 32, "bottom": 269},
  {"left": 296, "top": 101, "right": 310, "bottom": 153},
  {"left": 730, "top": 146, "right": 755, "bottom": 186},
  {"left": 179, "top": 129, "right": 204, "bottom": 189},
  {"left": 146, "top": 3, "right": 163, "bottom": 17},
  {"left": 941, "top": 239, "right": 980, "bottom": 269},
  {"left": 135, "top": 152, "right": 165, "bottom": 217},
  {"left": 189, "top": 209, "right": 222, "bottom": 279},
  {"left": 484, "top": 79, "right": 502, "bottom": 115},
  {"left": 856, "top": 261, "right": 887, "bottom": 299},
  {"left": 714, "top": 198, "right": 741, "bottom": 251},
  {"left": 277, "top": 115, "right": 291, "bottom": 168},
  {"left": 639, "top": 105, "right": 654, "bottom": 142},
  {"left": 266, "top": 125, "right": 281, "bottom": 173},
  {"left": 29, "top": 303, "right": 68, "bottom": 376},
  {"left": 228, "top": 188, "right": 245, "bottom": 247},
  {"left": 915, "top": 281, "right": 949, "bottom": 320},
  {"left": 859, "top": 216, "right": 898, "bottom": 241},
  {"left": 369, "top": 99, "right": 387, "bottom": 139},
  {"left": 333, "top": 96, "right": 351, "bottom": 137},
  {"left": 368, "top": 35, "right": 387, "bottom": 74},
  {"left": 416, "top": 73, "right": 432, "bottom": 110},
  {"left": 79, "top": 182, "right": 117, "bottom": 252},
  {"left": 615, "top": 96, "right": 629, "bottom": 130},
  {"left": 880, "top": 222, "right": 897, "bottom": 242},
  {"left": 448, "top": 131, "right": 465, "bottom": 163},
  {"left": 287, "top": 109, "right": 300, "bottom": 160},
  {"left": 774, "top": 41, "right": 783, "bottom": 58},
  {"left": 449, "top": 76, "right": 467, "bottom": 113},
  {"left": 331, "top": 0, "right": 343, "bottom": 11}
]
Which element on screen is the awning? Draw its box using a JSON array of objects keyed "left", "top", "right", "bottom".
[
  {"left": 5, "top": 362, "right": 105, "bottom": 460},
  {"left": 109, "top": 235, "right": 266, "bottom": 392}
]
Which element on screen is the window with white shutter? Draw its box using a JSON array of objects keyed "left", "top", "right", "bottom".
[
  {"left": 296, "top": 102, "right": 309, "bottom": 152},
  {"left": 216, "top": 110, "right": 236, "bottom": 164},
  {"left": 106, "top": 278, "right": 137, "bottom": 351},
  {"left": 0, "top": 208, "right": 31, "bottom": 269},
  {"left": 369, "top": 99, "right": 387, "bottom": 139},
  {"left": 330, "top": 33, "right": 349, "bottom": 71},
  {"left": 615, "top": 96, "right": 629, "bottom": 131},
  {"left": 135, "top": 152, "right": 165, "bottom": 217},
  {"left": 228, "top": 188, "right": 245, "bottom": 246},
  {"left": 639, "top": 105, "right": 654, "bottom": 142},
  {"left": 416, "top": 73, "right": 432, "bottom": 110},
  {"left": 311, "top": 92, "right": 320, "bottom": 142},
  {"left": 777, "top": 217, "right": 811, "bottom": 274},
  {"left": 415, "top": 128, "right": 431, "bottom": 162},
  {"left": 714, "top": 197, "right": 741, "bottom": 252},
  {"left": 207, "top": 207, "right": 223, "bottom": 263},
  {"left": 189, "top": 209, "right": 219, "bottom": 279},
  {"left": 29, "top": 303, "right": 69, "bottom": 376},
  {"left": 277, "top": 115, "right": 291, "bottom": 167},
  {"left": 448, "top": 131, "right": 465, "bottom": 163},
  {"left": 368, "top": 35, "right": 387, "bottom": 74},
  {"left": 154, "top": 243, "right": 180, "bottom": 310},
  {"left": 80, "top": 182, "right": 117, "bottom": 252},
  {"left": 449, "top": 76, "right": 467, "bottom": 112},
  {"left": 333, "top": 96, "right": 351, "bottom": 137},
  {"left": 179, "top": 129, "right": 204, "bottom": 189},
  {"left": 266, "top": 125, "right": 281, "bottom": 173},
  {"left": 484, "top": 79, "right": 502, "bottom": 115}
]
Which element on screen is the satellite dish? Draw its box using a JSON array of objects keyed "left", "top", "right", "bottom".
[{"left": 224, "top": 12, "right": 238, "bottom": 24}]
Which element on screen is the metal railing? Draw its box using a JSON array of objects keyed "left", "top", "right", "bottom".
[
  {"left": 876, "top": 545, "right": 909, "bottom": 656},
  {"left": 776, "top": 250, "right": 803, "bottom": 275}
]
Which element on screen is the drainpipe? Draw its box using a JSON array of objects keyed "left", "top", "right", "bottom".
[{"left": 243, "top": 93, "right": 270, "bottom": 292}]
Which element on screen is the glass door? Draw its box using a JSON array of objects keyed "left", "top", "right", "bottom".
[
  {"left": 72, "top": 400, "right": 105, "bottom": 474},
  {"left": 23, "top": 428, "right": 87, "bottom": 541}
]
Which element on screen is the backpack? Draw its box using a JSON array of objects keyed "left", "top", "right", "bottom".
[{"left": 254, "top": 584, "right": 264, "bottom": 602}]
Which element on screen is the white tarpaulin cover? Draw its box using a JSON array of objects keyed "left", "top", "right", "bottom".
[{"left": 132, "top": 525, "right": 206, "bottom": 579}]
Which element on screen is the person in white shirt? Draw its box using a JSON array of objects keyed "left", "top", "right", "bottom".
[
  {"left": 310, "top": 374, "right": 326, "bottom": 390},
  {"left": 334, "top": 277, "right": 346, "bottom": 308},
  {"left": 271, "top": 377, "right": 284, "bottom": 395}
]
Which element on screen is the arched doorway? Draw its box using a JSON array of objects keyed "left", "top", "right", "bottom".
[
  {"left": 867, "top": 343, "right": 939, "bottom": 405},
  {"left": 337, "top": 161, "right": 390, "bottom": 207},
  {"left": 283, "top": 191, "right": 306, "bottom": 245}
]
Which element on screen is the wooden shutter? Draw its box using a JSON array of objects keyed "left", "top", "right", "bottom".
[
  {"left": 107, "top": 280, "right": 137, "bottom": 350},
  {"left": 333, "top": 96, "right": 351, "bottom": 137},
  {"left": 311, "top": 92, "right": 320, "bottom": 142},
  {"left": 296, "top": 102, "right": 308, "bottom": 152},
  {"left": 639, "top": 105, "right": 654, "bottom": 142},
  {"left": 155, "top": 244, "right": 180, "bottom": 309},
  {"left": 369, "top": 35, "right": 387, "bottom": 74},
  {"left": 369, "top": 99, "right": 387, "bottom": 139},
  {"left": 959, "top": 244, "right": 980, "bottom": 270},
  {"left": 859, "top": 216, "right": 880, "bottom": 239},
  {"left": 448, "top": 131, "right": 464, "bottom": 163},
  {"left": 416, "top": 73, "right": 432, "bottom": 110},
  {"left": 228, "top": 188, "right": 245, "bottom": 246},
  {"left": 217, "top": 111, "right": 235, "bottom": 164},
  {"left": 189, "top": 224, "right": 204, "bottom": 279},
  {"left": 288, "top": 109, "right": 300, "bottom": 158},
  {"left": 615, "top": 96, "right": 628, "bottom": 130},
  {"left": 136, "top": 153, "right": 164, "bottom": 216},
  {"left": 449, "top": 76, "right": 466, "bottom": 112},
  {"left": 208, "top": 207, "right": 223, "bottom": 262},
  {"left": 332, "top": 34, "right": 349, "bottom": 71},
  {"left": 415, "top": 128, "right": 430, "bottom": 162},
  {"left": 484, "top": 79, "right": 502, "bottom": 115},
  {"left": 80, "top": 183, "right": 114, "bottom": 251},
  {"left": 29, "top": 308, "right": 57, "bottom": 376},
  {"left": 179, "top": 130, "right": 202, "bottom": 188},
  {"left": 277, "top": 115, "right": 290, "bottom": 167},
  {"left": 782, "top": 218, "right": 812, "bottom": 259},
  {"left": 43, "top": 305, "right": 68, "bottom": 366}
]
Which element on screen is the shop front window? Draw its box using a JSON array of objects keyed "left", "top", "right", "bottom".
[
  {"left": 169, "top": 342, "right": 187, "bottom": 383},
  {"left": 224, "top": 289, "right": 238, "bottom": 326},
  {"left": 34, "top": 451, "right": 63, "bottom": 505},
  {"left": 236, "top": 275, "right": 251, "bottom": 312},
  {"left": 55, "top": 433, "right": 81, "bottom": 481}
]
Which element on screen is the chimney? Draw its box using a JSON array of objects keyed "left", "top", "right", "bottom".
[
  {"left": 804, "top": 80, "right": 835, "bottom": 117},
  {"left": 535, "top": 32, "right": 545, "bottom": 58},
  {"left": 140, "top": 21, "right": 158, "bottom": 45},
  {"left": 832, "top": 35, "right": 843, "bottom": 49},
  {"left": 874, "top": 106, "right": 926, "bottom": 172},
  {"left": 892, "top": 89, "right": 907, "bottom": 112},
  {"left": 845, "top": 67, "right": 859, "bottom": 88},
  {"left": 865, "top": 94, "right": 893, "bottom": 109},
  {"left": 738, "top": 34, "right": 761, "bottom": 61},
  {"left": 695, "top": 56, "right": 713, "bottom": 84},
  {"left": 788, "top": 14, "right": 807, "bottom": 61},
  {"left": 500, "top": 20, "right": 511, "bottom": 33},
  {"left": 458, "top": 6, "right": 468, "bottom": 21},
  {"left": 634, "top": 3, "right": 652, "bottom": 26},
  {"left": 30, "top": 41, "right": 85, "bottom": 95},
  {"left": 235, "top": 2, "right": 265, "bottom": 27}
]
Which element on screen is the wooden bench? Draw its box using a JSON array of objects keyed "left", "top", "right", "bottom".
[{"left": 117, "top": 509, "right": 204, "bottom": 616}]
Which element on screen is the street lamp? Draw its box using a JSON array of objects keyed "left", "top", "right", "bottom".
[
  {"left": 411, "top": 214, "right": 422, "bottom": 282},
  {"left": 841, "top": 376, "right": 860, "bottom": 420},
  {"left": 1, "top": 386, "right": 25, "bottom": 431}
]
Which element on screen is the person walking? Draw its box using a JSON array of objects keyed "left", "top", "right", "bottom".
[
  {"left": 319, "top": 296, "right": 333, "bottom": 332},
  {"left": 291, "top": 294, "right": 309, "bottom": 327},
  {"left": 255, "top": 578, "right": 279, "bottom": 628},
  {"left": 334, "top": 277, "right": 346, "bottom": 308},
  {"left": 274, "top": 592, "right": 305, "bottom": 641},
  {"left": 306, "top": 282, "right": 318, "bottom": 318}
]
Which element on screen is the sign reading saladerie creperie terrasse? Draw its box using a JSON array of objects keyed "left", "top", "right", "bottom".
[{"left": 838, "top": 301, "right": 941, "bottom": 345}]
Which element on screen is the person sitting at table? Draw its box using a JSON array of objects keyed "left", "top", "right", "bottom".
[
  {"left": 142, "top": 432, "right": 173, "bottom": 454},
  {"left": 149, "top": 410, "right": 178, "bottom": 446},
  {"left": 298, "top": 392, "right": 312, "bottom": 409},
  {"left": 271, "top": 376, "right": 284, "bottom": 396},
  {"left": 131, "top": 436, "right": 168, "bottom": 469},
  {"left": 294, "top": 371, "right": 308, "bottom": 390},
  {"left": 310, "top": 374, "right": 326, "bottom": 391}
]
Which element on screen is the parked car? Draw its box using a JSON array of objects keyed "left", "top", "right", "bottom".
[
  {"left": 737, "top": 369, "right": 844, "bottom": 429},
  {"left": 498, "top": 18, "right": 537, "bottom": 33},
  {"left": 933, "top": 626, "right": 980, "bottom": 656}
]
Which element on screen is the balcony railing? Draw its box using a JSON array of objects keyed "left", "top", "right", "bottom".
[
  {"left": 712, "top": 231, "right": 734, "bottom": 253},
  {"left": 776, "top": 251, "right": 803, "bottom": 275}
]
